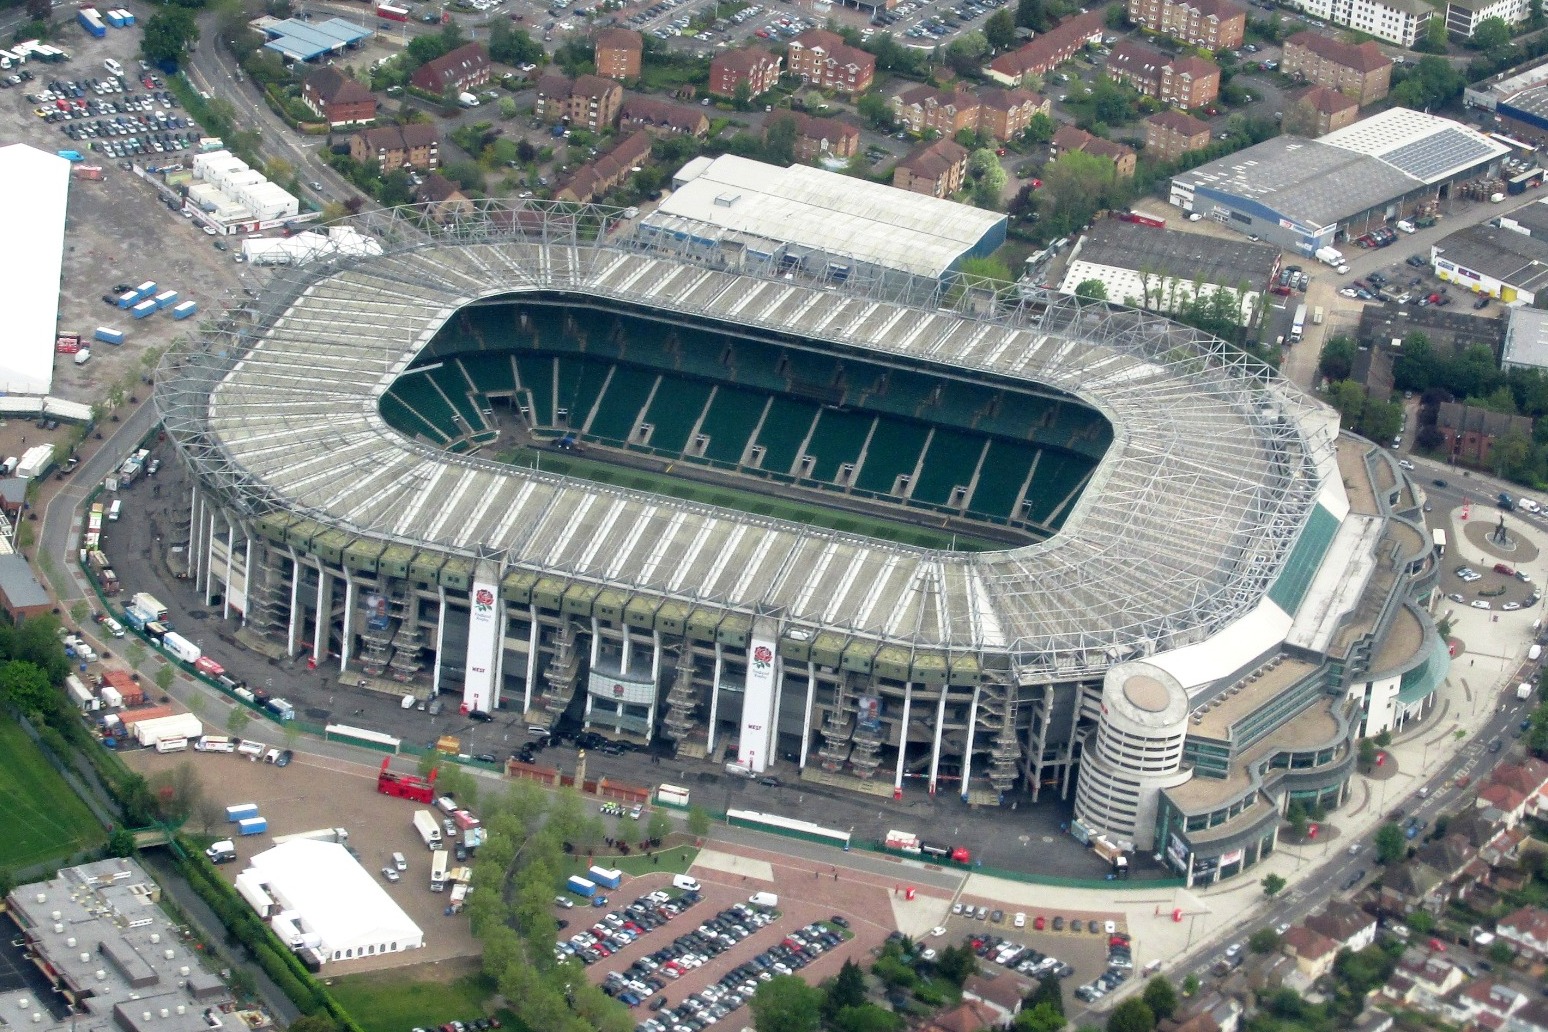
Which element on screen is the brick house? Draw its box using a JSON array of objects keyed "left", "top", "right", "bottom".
[
  {"left": 985, "top": 8, "right": 1105, "bottom": 85},
  {"left": 556, "top": 131, "right": 652, "bottom": 203},
  {"left": 1477, "top": 783, "right": 1530, "bottom": 827},
  {"left": 977, "top": 87, "right": 1048, "bottom": 140},
  {"left": 786, "top": 28, "right": 875, "bottom": 94},
  {"left": 710, "top": 47, "right": 782, "bottom": 97},
  {"left": 349, "top": 123, "right": 441, "bottom": 170},
  {"left": 1436, "top": 402, "right": 1535, "bottom": 468},
  {"left": 533, "top": 73, "right": 624, "bottom": 131},
  {"left": 594, "top": 27, "right": 643, "bottom": 80},
  {"left": 1497, "top": 906, "right": 1548, "bottom": 961},
  {"left": 1282, "top": 31, "right": 1393, "bottom": 105},
  {"left": 1126, "top": 0, "right": 1246, "bottom": 48},
  {"left": 893, "top": 137, "right": 969, "bottom": 197},
  {"left": 1287, "top": 84, "right": 1361, "bottom": 136},
  {"left": 775, "top": 112, "right": 860, "bottom": 160},
  {"left": 410, "top": 42, "right": 491, "bottom": 96},
  {"left": 1051, "top": 124, "right": 1136, "bottom": 177},
  {"left": 961, "top": 973, "right": 1025, "bottom": 1026},
  {"left": 1106, "top": 41, "right": 1219, "bottom": 108},
  {"left": 1304, "top": 901, "right": 1378, "bottom": 952},
  {"left": 890, "top": 83, "right": 981, "bottom": 136},
  {"left": 415, "top": 173, "right": 472, "bottom": 223},
  {"left": 301, "top": 67, "right": 376, "bottom": 127},
  {"left": 619, "top": 95, "right": 710, "bottom": 136},
  {"left": 1144, "top": 110, "right": 1211, "bottom": 161}
]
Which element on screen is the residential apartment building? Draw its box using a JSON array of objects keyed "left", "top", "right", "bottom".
[
  {"left": 1282, "top": 31, "right": 1393, "bottom": 104},
  {"left": 1051, "top": 124, "right": 1137, "bottom": 177},
  {"left": 619, "top": 95, "right": 710, "bottom": 137},
  {"left": 557, "top": 131, "right": 652, "bottom": 203},
  {"left": 709, "top": 47, "right": 783, "bottom": 97},
  {"left": 786, "top": 28, "right": 876, "bottom": 94},
  {"left": 893, "top": 138, "right": 969, "bottom": 197},
  {"left": 348, "top": 123, "right": 440, "bottom": 170},
  {"left": 1284, "top": 0, "right": 1431, "bottom": 47},
  {"left": 410, "top": 42, "right": 491, "bottom": 95},
  {"left": 415, "top": 173, "right": 473, "bottom": 224},
  {"left": 594, "top": 27, "right": 643, "bottom": 80},
  {"left": 1285, "top": 84, "right": 1361, "bottom": 136},
  {"left": 1436, "top": 402, "right": 1536, "bottom": 467},
  {"left": 985, "top": 8, "right": 1106, "bottom": 85},
  {"left": 301, "top": 67, "right": 375, "bottom": 127},
  {"left": 1144, "top": 110, "right": 1211, "bottom": 160},
  {"left": 890, "top": 84, "right": 981, "bottom": 136},
  {"left": 1446, "top": 0, "right": 1531, "bottom": 37},
  {"left": 780, "top": 112, "right": 860, "bottom": 160},
  {"left": 977, "top": 87, "right": 1048, "bottom": 140},
  {"left": 533, "top": 73, "right": 625, "bottom": 131},
  {"left": 1125, "top": 0, "right": 1246, "bottom": 49},
  {"left": 1106, "top": 41, "right": 1220, "bottom": 108}
]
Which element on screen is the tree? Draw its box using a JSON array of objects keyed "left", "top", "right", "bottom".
[
  {"left": 107, "top": 827, "right": 137, "bottom": 857},
  {"left": 1142, "top": 977, "right": 1177, "bottom": 1021},
  {"left": 266, "top": 157, "right": 295, "bottom": 184},
  {"left": 967, "top": 148, "right": 1008, "bottom": 208},
  {"left": 1248, "top": 928, "right": 1281, "bottom": 954},
  {"left": 1391, "top": 56, "right": 1465, "bottom": 110},
  {"left": 830, "top": 1006, "right": 905, "bottom": 1032},
  {"left": 935, "top": 942, "right": 978, "bottom": 985},
  {"left": 687, "top": 804, "right": 711, "bottom": 838},
  {"left": 1182, "top": 975, "right": 1199, "bottom": 997},
  {"left": 1405, "top": 909, "right": 1435, "bottom": 934},
  {"left": 857, "top": 92, "right": 895, "bottom": 130},
  {"left": 1261, "top": 873, "right": 1286, "bottom": 898},
  {"left": 126, "top": 641, "right": 148, "bottom": 670},
  {"left": 0, "top": 660, "right": 56, "bottom": 715},
  {"left": 1319, "top": 335, "right": 1357, "bottom": 381},
  {"left": 1470, "top": 16, "right": 1512, "bottom": 51},
  {"left": 945, "top": 30, "right": 990, "bottom": 74},
  {"left": 647, "top": 808, "right": 673, "bottom": 842},
  {"left": 154, "top": 664, "right": 175, "bottom": 695},
  {"left": 1017, "top": 1003, "right": 1068, "bottom": 1032},
  {"left": 227, "top": 706, "right": 251, "bottom": 738},
  {"left": 1016, "top": 0, "right": 1053, "bottom": 31},
  {"left": 1107, "top": 997, "right": 1156, "bottom": 1032},
  {"left": 826, "top": 959, "right": 867, "bottom": 1013},
  {"left": 1075, "top": 279, "right": 1109, "bottom": 301},
  {"left": 733, "top": 79, "right": 753, "bottom": 110},
  {"left": 750, "top": 975, "right": 824, "bottom": 1032},
  {"left": 1359, "top": 738, "right": 1378, "bottom": 771},
  {"left": 763, "top": 113, "right": 798, "bottom": 165},
  {"left": 985, "top": 8, "right": 1017, "bottom": 49},
  {"left": 1376, "top": 822, "right": 1407, "bottom": 864},
  {"left": 1024, "top": 111, "right": 1057, "bottom": 143},
  {"left": 1027, "top": 974, "right": 1064, "bottom": 1016},
  {"left": 140, "top": 6, "right": 200, "bottom": 67}
]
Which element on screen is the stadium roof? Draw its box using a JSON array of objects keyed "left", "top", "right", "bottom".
[
  {"left": 162, "top": 203, "right": 1338, "bottom": 678},
  {"left": 1065, "top": 220, "right": 1280, "bottom": 287},
  {"left": 245, "top": 841, "right": 421, "bottom": 955},
  {"left": 648, "top": 154, "right": 1006, "bottom": 280},
  {"left": 261, "top": 17, "right": 372, "bottom": 61},
  {"left": 1176, "top": 110, "right": 1508, "bottom": 230},
  {"left": 0, "top": 144, "right": 68, "bottom": 396}
]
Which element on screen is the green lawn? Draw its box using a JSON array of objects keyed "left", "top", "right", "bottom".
[
  {"left": 330, "top": 971, "right": 500, "bottom": 1032},
  {"left": 0, "top": 718, "right": 106, "bottom": 868},
  {"left": 563, "top": 842, "right": 699, "bottom": 880},
  {"left": 495, "top": 445, "right": 1004, "bottom": 551}
]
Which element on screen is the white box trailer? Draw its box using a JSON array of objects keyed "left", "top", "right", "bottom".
[
  {"left": 66, "top": 673, "right": 98, "bottom": 711},
  {"left": 131, "top": 712, "right": 204, "bottom": 748},
  {"left": 161, "top": 631, "right": 202, "bottom": 664}
]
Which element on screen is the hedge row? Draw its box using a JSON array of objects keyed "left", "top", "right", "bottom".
[{"left": 173, "top": 839, "right": 367, "bottom": 1032}]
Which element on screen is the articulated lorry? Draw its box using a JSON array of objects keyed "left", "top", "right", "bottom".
[{"left": 412, "top": 808, "right": 443, "bottom": 849}]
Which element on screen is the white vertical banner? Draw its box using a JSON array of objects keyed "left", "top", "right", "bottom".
[
  {"left": 739, "top": 631, "right": 778, "bottom": 773},
  {"left": 463, "top": 578, "right": 499, "bottom": 713}
]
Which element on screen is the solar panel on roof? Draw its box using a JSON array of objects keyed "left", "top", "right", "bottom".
[{"left": 1381, "top": 128, "right": 1497, "bottom": 183}]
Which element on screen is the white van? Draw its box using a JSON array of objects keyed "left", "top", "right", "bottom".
[
  {"left": 1396, "top": 219, "right": 1417, "bottom": 234},
  {"left": 748, "top": 891, "right": 779, "bottom": 907},
  {"left": 108, "top": 499, "right": 122, "bottom": 521},
  {"left": 401, "top": 693, "right": 417, "bottom": 709},
  {"left": 104, "top": 58, "right": 122, "bottom": 77},
  {"left": 672, "top": 875, "right": 701, "bottom": 892},
  {"left": 100, "top": 616, "right": 125, "bottom": 638},
  {"left": 194, "top": 735, "right": 234, "bottom": 753},
  {"left": 0, "top": 457, "right": 16, "bottom": 476}
]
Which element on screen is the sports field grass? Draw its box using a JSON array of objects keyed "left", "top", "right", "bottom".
[
  {"left": 0, "top": 718, "right": 106, "bottom": 868},
  {"left": 496, "top": 446, "right": 1005, "bottom": 552},
  {"left": 331, "top": 971, "right": 509, "bottom": 1032}
]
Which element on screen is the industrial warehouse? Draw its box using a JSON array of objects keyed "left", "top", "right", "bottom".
[
  {"left": 156, "top": 198, "right": 1445, "bottom": 887},
  {"left": 1170, "top": 108, "right": 1511, "bottom": 253}
]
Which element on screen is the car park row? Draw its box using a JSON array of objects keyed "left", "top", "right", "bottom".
[
  {"left": 556, "top": 887, "right": 703, "bottom": 966},
  {"left": 1074, "top": 932, "right": 1134, "bottom": 1003}
]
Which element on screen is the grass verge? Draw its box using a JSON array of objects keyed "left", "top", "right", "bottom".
[
  {"left": 0, "top": 718, "right": 106, "bottom": 868},
  {"left": 329, "top": 971, "right": 496, "bottom": 1032}
]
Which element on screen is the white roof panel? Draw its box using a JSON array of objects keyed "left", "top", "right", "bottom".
[
  {"left": 0, "top": 144, "right": 68, "bottom": 396},
  {"left": 247, "top": 840, "right": 423, "bottom": 956}
]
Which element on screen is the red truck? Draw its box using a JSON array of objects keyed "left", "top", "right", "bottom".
[{"left": 377, "top": 755, "right": 439, "bottom": 802}]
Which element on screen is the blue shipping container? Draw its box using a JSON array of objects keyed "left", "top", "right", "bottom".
[
  {"left": 131, "top": 281, "right": 157, "bottom": 301},
  {"left": 122, "top": 608, "right": 148, "bottom": 632},
  {"left": 565, "top": 875, "right": 597, "bottom": 897},
  {"left": 116, "top": 8, "right": 134, "bottom": 24},
  {"left": 116, "top": 292, "right": 138, "bottom": 309},
  {"left": 237, "top": 816, "right": 268, "bottom": 836},
  {"left": 587, "top": 865, "right": 622, "bottom": 889},
  {"left": 76, "top": 9, "right": 105, "bottom": 36},
  {"left": 152, "top": 290, "right": 179, "bottom": 310},
  {"left": 105, "top": 10, "right": 126, "bottom": 26},
  {"left": 226, "top": 803, "right": 259, "bottom": 822},
  {"left": 94, "top": 327, "right": 125, "bottom": 345},
  {"left": 131, "top": 300, "right": 157, "bottom": 320},
  {"left": 171, "top": 301, "right": 198, "bottom": 320}
]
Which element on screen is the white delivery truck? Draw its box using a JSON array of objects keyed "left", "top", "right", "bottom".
[
  {"left": 412, "top": 809, "right": 444, "bottom": 849},
  {"left": 1519, "top": 682, "right": 1535, "bottom": 700},
  {"left": 1315, "top": 246, "right": 1349, "bottom": 273}
]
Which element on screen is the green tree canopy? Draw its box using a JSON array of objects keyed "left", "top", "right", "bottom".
[
  {"left": 1108, "top": 997, "right": 1156, "bottom": 1032},
  {"left": 1142, "top": 977, "right": 1177, "bottom": 1021},
  {"left": 986, "top": 7, "right": 1017, "bottom": 48},
  {"left": 1017, "top": 1002, "right": 1069, "bottom": 1032},
  {"left": 1076, "top": 279, "right": 1109, "bottom": 301},
  {"left": 1470, "top": 16, "right": 1512, "bottom": 50},
  {"left": 750, "top": 975, "right": 825, "bottom": 1032},
  {"left": 1376, "top": 822, "right": 1407, "bottom": 864},
  {"left": 141, "top": 6, "right": 200, "bottom": 66},
  {"left": 1261, "top": 873, "right": 1286, "bottom": 897}
]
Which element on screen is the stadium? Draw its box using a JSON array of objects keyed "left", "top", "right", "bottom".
[{"left": 158, "top": 201, "right": 1445, "bottom": 886}]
